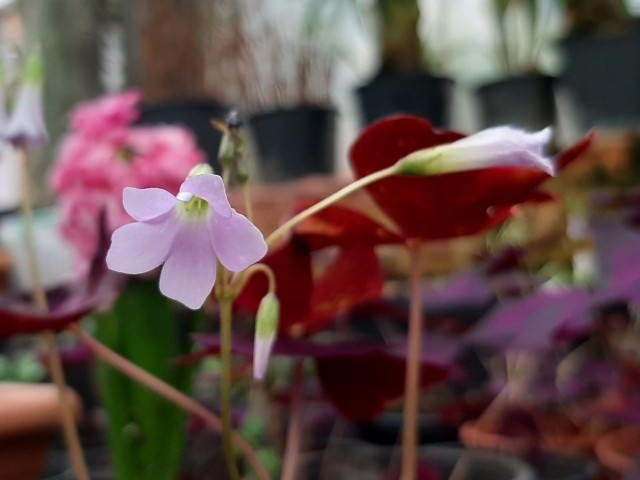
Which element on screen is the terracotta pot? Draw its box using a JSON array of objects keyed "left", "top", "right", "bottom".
[
  {"left": 460, "top": 420, "right": 599, "bottom": 480},
  {"left": 0, "top": 382, "right": 82, "bottom": 480},
  {"left": 595, "top": 426, "right": 640, "bottom": 476},
  {"left": 460, "top": 419, "right": 538, "bottom": 458},
  {"left": 460, "top": 414, "right": 601, "bottom": 457}
]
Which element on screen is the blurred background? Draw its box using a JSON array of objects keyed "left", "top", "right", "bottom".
[{"left": 2, "top": 0, "right": 640, "bottom": 187}]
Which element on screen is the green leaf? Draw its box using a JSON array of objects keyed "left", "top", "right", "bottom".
[{"left": 96, "top": 279, "right": 197, "bottom": 480}]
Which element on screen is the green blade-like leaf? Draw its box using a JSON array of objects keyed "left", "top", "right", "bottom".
[{"left": 96, "top": 279, "right": 196, "bottom": 480}]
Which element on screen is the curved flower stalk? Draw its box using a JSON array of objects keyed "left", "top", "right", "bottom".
[
  {"left": 266, "top": 121, "right": 587, "bottom": 247},
  {"left": 106, "top": 166, "right": 268, "bottom": 309}
]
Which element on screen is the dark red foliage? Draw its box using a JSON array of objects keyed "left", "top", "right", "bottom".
[
  {"left": 292, "top": 199, "right": 404, "bottom": 250},
  {"left": 0, "top": 278, "right": 119, "bottom": 338},
  {"left": 316, "top": 350, "right": 448, "bottom": 422},
  {"left": 349, "top": 115, "right": 594, "bottom": 241}
]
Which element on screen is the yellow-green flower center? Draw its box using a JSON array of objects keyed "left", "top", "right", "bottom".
[{"left": 177, "top": 195, "right": 210, "bottom": 221}]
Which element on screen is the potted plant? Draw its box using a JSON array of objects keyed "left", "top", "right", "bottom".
[
  {"left": 476, "top": 0, "right": 559, "bottom": 131},
  {"left": 213, "top": 0, "right": 339, "bottom": 182},
  {"left": 356, "top": 0, "right": 452, "bottom": 127},
  {"left": 560, "top": 0, "right": 640, "bottom": 130},
  {"left": 122, "top": 0, "right": 230, "bottom": 168}
]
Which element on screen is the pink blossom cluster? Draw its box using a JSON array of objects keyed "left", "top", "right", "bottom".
[{"left": 50, "top": 90, "right": 204, "bottom": 275}]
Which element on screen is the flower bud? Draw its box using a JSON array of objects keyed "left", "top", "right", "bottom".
[
  {"left": 5, "top": 52, "right": 48, "bottom": 148},
  {"left": 253, "top": 293, "right": 279, "bottom": 381},
  {"left": 187, "top": 163, "right": 214, "bottom": 177},
  {"left": 218, "top": 130, "right": 246, "bottom": 169},
  {"left": 394, "top": 127, "right": 554, "bottom": 177}
]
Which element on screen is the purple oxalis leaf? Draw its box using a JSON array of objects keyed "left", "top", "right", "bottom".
[{"left": 469, "top": 289, "right": 591, "bottom": 352}]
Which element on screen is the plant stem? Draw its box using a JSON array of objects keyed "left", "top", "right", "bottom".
[
  {"left": 229, "top": 263, "right": 276, "bottom": 298},
  {"left": 243, "top": 183, "right": 254, "bottom": 222},
  {"left": 19, "top": 147, "right": 90, "bottom": 480},
  {"left": 44, "top": 331, "right": 91, "bottom": 479},
  {"left": 400, "top": 243, "right": 424, "bottom": 480},
  {"left": 220, "top": 294, "right": 242, "bottom": 480},
  {"left": 281, "top": 359, "right": 305, "bottom": 480},
  {"left": 71, "top": 325, "right": 271, "bottom": 480},
  {"left": 265, "top": 166, "right": 397, "bottom": 248}
]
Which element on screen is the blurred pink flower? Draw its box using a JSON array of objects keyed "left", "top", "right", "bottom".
[
  {"left": 51, "top": 135, "right": 130, "bottom": 194},
  {"left": 70, "top": 89, "right": 141, "bottom": 143},
  {"left": 51, "top": 92, "right": 204, "bottom": 275},
  {"left": 127, "top": 127, "right": 205, "bottom": 191}
]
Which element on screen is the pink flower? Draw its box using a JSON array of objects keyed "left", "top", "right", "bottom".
[
  {"left": 51, "top": 110, "right": 203, "bottom": 274},
  {"left": 70, "top": 89, "right": 141, "bottom": 143},
  {"left": 127, "top": 127, "right": 205, "bottom": 191},
  {"left": 59, "top": 191, "right": 132, "bottom": 274},
  {"left": 51, "top": 135, "right": 130, "bottom": 194},
  {"left": 106, "top": 170, "right": 268, "bottom": 309}
]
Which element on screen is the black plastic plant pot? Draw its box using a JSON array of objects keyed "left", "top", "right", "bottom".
[
  {"left": 561, "top": 31, "right": 640, "bottom": 131},
  {"left": 476, "top": 74, "right": 556, "bottom": 131},
  {"left": 356, "top": 73, "right": 452, "bottom": 128},
  {"left": 535, "top": 451, "right": 599, "bottom": 480},
  {"left": 137, "top": 100, "right": 230, "bottom": 172},
  {"left": 248, "top": 107, "right": 336, "bottom": 182},
  {"left": 355, "top": 411, "right": 459, "bottom": 446}
]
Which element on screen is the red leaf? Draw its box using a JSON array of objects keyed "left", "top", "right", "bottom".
[
  {"left": 296, "top": 246, "right": 385, "bottom": 335},
  {"left": 349, "top": 116, "right": 592, "bottom": 241},
  {"left": 316, "top": 351, "right": 448, "bottom": 422},
  {"left": 556, "top": 131, "right": 595, "bottom": 171},
  {"left": 292, "top": 199, "right": 404, "bottom": 250},
  {"left": 0, "top": 280, "right": 118, "bottom": 338}
]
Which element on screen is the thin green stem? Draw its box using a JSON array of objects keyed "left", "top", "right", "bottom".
[
  {"left": 243, "top": 183, "right": 254, "bottom": 223},
  {"left": 400, "top": 244, "right": 424, "bottom": 480},
  {"left": 229, "top": 263, "right": 277, "bottom": 298},
  {"left": 217, "top": 163, "right": 243, "bottom": 480},
  {"left": 19, "top": 147, "right": 90, "bottom": 480},
  {"left": 265, "top": 166, "right": 397, "bottom": 249},
  {"left": 220, "top": 294, "right": 242, "bottom": 480}
]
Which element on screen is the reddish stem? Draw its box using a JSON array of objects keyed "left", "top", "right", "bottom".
[
  {"left": 400, "top": 244, "right": 424, "bottom": 480},
  {"left": 281, "top": 359, "right": 305, "bottom": 480}
]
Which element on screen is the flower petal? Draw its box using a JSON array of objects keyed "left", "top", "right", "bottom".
[
  {"left": 442, "top": 126, "right": 554, "bottom": 174},
  {"left": 123, "top": 187, "right": 178, "bottom": 222},
  {"left": 211, "top": 210, "right": 267, "bottom": 272},
  {"left": 181, "top": 174, "right": 232, "bottom": 219},
  {"left": 5, "top": 85, "right": 48, "bottom": 147},
  {"left": 253, "top": 331, "right": 276, "bottom": 381},
  {"left": 159, "top": 222, "right": 216, "bottom": 309},
  {"left": 106, "top": 220, "right": 176, "bottom": 274},
  {"left": 398, "top": 126, "right": 554, "bottom": 176}
]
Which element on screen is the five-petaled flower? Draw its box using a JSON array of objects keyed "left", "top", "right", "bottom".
[{"left": 106, "top": 167, "right": 267, "bottom": 309}]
